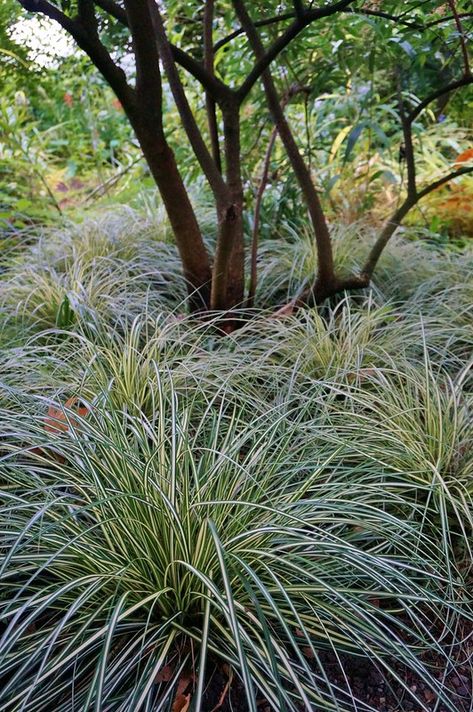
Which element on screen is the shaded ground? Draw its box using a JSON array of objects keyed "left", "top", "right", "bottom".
[{"left": 201, "top": 645, "right": 472, "bottom": 711}]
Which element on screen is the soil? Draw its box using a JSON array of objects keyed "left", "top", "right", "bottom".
[{"left": 201, "top": 646, "right": 473, "bottom": 712}]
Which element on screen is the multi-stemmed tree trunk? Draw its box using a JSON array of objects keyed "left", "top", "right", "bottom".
[{"left": 17, "top": 0, "right": 473, "bottom": 317}]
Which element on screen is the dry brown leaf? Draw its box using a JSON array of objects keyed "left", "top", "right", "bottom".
[
  {"left": 155, "top": 664, "right": 174, "bottom": 683},
  {"left": 172, "top": 693, "right": 191, "bottom": 712},
  {"left": 171, "top": 674, "right": 192, "bottom": 712},
  {"left": 273, "top": 302, "right": 296, "bottom": 318},
  {"left": 424, "top": 689, "right": 436, "bottom": 703},
  {"left": 44, "top": 397, "right": 90, "bottom": 434}
]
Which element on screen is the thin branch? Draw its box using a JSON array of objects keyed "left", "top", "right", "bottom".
[
  {"left": 233, "top": 0, "right": 337, "bottom": 289},
  {"left": 170, "top": 46, "right": 233, "bottom": 103},
  {"left": 425, "top": 12, "right": 473, "bottom": 29},
  {"left": 18, "top": 0, "right": 134, "bottom": 111},
  {"left": 407, "top": 74, "right": 473, "bottom": 124},
  {"left": 94, "top": 0, "right": 232, "bottom": 102},
  {"left": 362, "top": 165, "right": 473, "bottom": 278},
  {"left": 417, "top": 164, "right": 473, "bottom": 201},
  {"left": 237, "top": 0, "right": 357, "bottom": 102},
  {"left": 247, "top": 84, "right": 310, "bottom": 307},
  {"left": 247, "top": 124, "right": 278, "bottom": 308},
  {"left": 288, "top": 4, "right": 473, "bottom": 35},
  {"left": 204, "top": 0, "right": 222, "bottom": 171},
  {"left": 93, "top": 0, "right": 127, "bottom": 24},
  {"left": 213, "top": 12, "right": 296, "bottom": 53},
  {"left": 447, "top": 0, "right": 471, "bottom": 77},
  {"left": 350, "top": 7, "right": 422, "bottom": 30},
  {"left": 361, "top": 200, "right": 415, "bottom": 279},
  {"left": 348, "top": 7, "right": 473, "bottom": 33},
  {"left": 396, "top": 69, "right": 416, "bottom": 200}
]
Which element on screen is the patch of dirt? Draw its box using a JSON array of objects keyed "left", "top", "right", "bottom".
[{"left": 200, "top": 644, "right": 472, "bottom": 712}]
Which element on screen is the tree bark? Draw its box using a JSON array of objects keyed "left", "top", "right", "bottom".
[
  {"left": 133, "top": 124, "right": 212, "bottom": 310},
  {"left": 204, "top": 0, "right": 222, "bottom": 172},
  {"left": 211, "top": 105, "right": 245, "bottom": 311},
  {"left": 124, "top": 0, "right": 212, "bottom": 310},
  {"left": 233, "top": 0, "right": 336, "bottom": 297}
]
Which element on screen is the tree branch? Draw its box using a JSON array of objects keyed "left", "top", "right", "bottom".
[
  {"left": 149, "top": 1, "right": 230, "bottom": 205},
  {"left": 396, "top": 69, "right": 416, "bottom": 201},
  {"left": 124, "top": 0, "right": 162, "bottom": 127},
  {"left": 362, "top": 165, "right": 473, "bottom": 278},
  {"left": 213, "top": 12, "right": 296, "bottom": 53},
  {"left": 347, "top": 7, "right": 473, "bottom": 34},
  {"left": 407, "top": 74, "right": 473, "bottom": 124},
  {"left": 416, "top": 164, "right": 473, "bottom": 201},
  {"left": 425, "top": 12, "right": 473, "bottom": 29},
  {"left": 213, "top": 6, "right": 473, "bottom": 56},
  {"left": 94, "top": 0, "right": 127, "bottom": 24},
  {"left": 18, "top": 0, "right": 134, "bottom": 112},
  {"left": 247, "top": 85, "right": 309, "bottom": 308},
  {"left": 236, "top": 0, "right": 357, "bottom": 102},
  {"left": 78, "top": 0, "right": 98, "bottom": 35},
  {"left": 204, "top": 0, "right": 222, "bottom": 171},
  {"left": 293, "top": 0, "right": 305, "bottom": 20},
  {"left": 349, "top": 7, "right": 422, "bottom": 30},
  {"left": 447, "top": 0, "right": 471, "bottom": 77},
  {"left": 233, "top": 0, "right": 337, "bottom": 290},
  {"left": 93, "top": 0, "right": 232, "bottom": 102}
]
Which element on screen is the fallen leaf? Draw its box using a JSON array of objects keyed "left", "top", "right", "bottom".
[
  {"left": 454, "top": 148, "right": 473, "bottom": 166},
  {"left": 171, "top": 675, "right": 192, "bottom": 712},
  {"left": 273, "top": 302, "right": 296, "bottom": 318},
  {"left": 424, "top": 689, "right": 436, "bottom": 703},
  {"left": 172, "top": 693, "right": 191, "bottom": 712},
  {"left": 44, "top": 397, "right": 90, "bottom": 434},
  {"left": 155, "top": 664, "right": 174, "bottom": 683}
]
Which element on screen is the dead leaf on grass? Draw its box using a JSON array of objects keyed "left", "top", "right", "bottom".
[
  {"left": 171, "top": 674, "right": 193, "bottom": 712},
  {"left": 44, "top": 396, "right": 90, "bottom": 434}
]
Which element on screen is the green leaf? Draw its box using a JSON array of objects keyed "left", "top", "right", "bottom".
[{"left": 344, "top": 122, "right": 367, "bottom": 162}]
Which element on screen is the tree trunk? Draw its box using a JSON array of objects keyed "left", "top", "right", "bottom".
[
  {"left": 134, "top": 124, "right": 212, "bottom": 311},
  {"left": 211, "top": 105, "right": 245, "bottom": 311},
  {"left": 231, "top": 0, "right": 336, "bottom": 298}
]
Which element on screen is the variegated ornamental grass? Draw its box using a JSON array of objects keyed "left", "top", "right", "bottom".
[{"left": 0, "top": 215, "right": 472, "bottom": 711}]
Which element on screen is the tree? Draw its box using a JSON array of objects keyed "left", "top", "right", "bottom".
[{"left": 12, "top": 1, "right": 473, "bottom": 315}]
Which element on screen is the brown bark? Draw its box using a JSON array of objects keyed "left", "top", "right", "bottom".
[
  {"left": 124, "top": 0, "right": 212, "bottom": 310},
  {"left": 247, "top": 86, "right": 309, "bottom": 307},
  {"left": 149, "top": 2, "right": 243, "bottom": 312},
  {"left": 211, "top": 105, "right": 245, "bottom": 311},
  {"left": 233, "top": 0, "right": 336, "bottom": 296},
  {"left": 247, "top": 125, "right": 278, "bottom": 308},
  {"left": 204, "top": 0, "right": 222, "bottom": 172},
  {"left": 135, "top": 127, "right": 212, "bottom": 310}
]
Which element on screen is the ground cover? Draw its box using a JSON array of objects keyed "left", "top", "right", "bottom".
[{"left": 0, "top": 212, "right": 471, "bottom": 711}]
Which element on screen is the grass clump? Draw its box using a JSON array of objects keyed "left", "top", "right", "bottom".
[{"left": 1, "top": 378, "right": 471, "bottom": 711}]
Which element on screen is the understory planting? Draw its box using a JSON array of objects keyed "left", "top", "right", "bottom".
[{"left": 0, "top": 212, "right": 472, "bottom": 711}]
